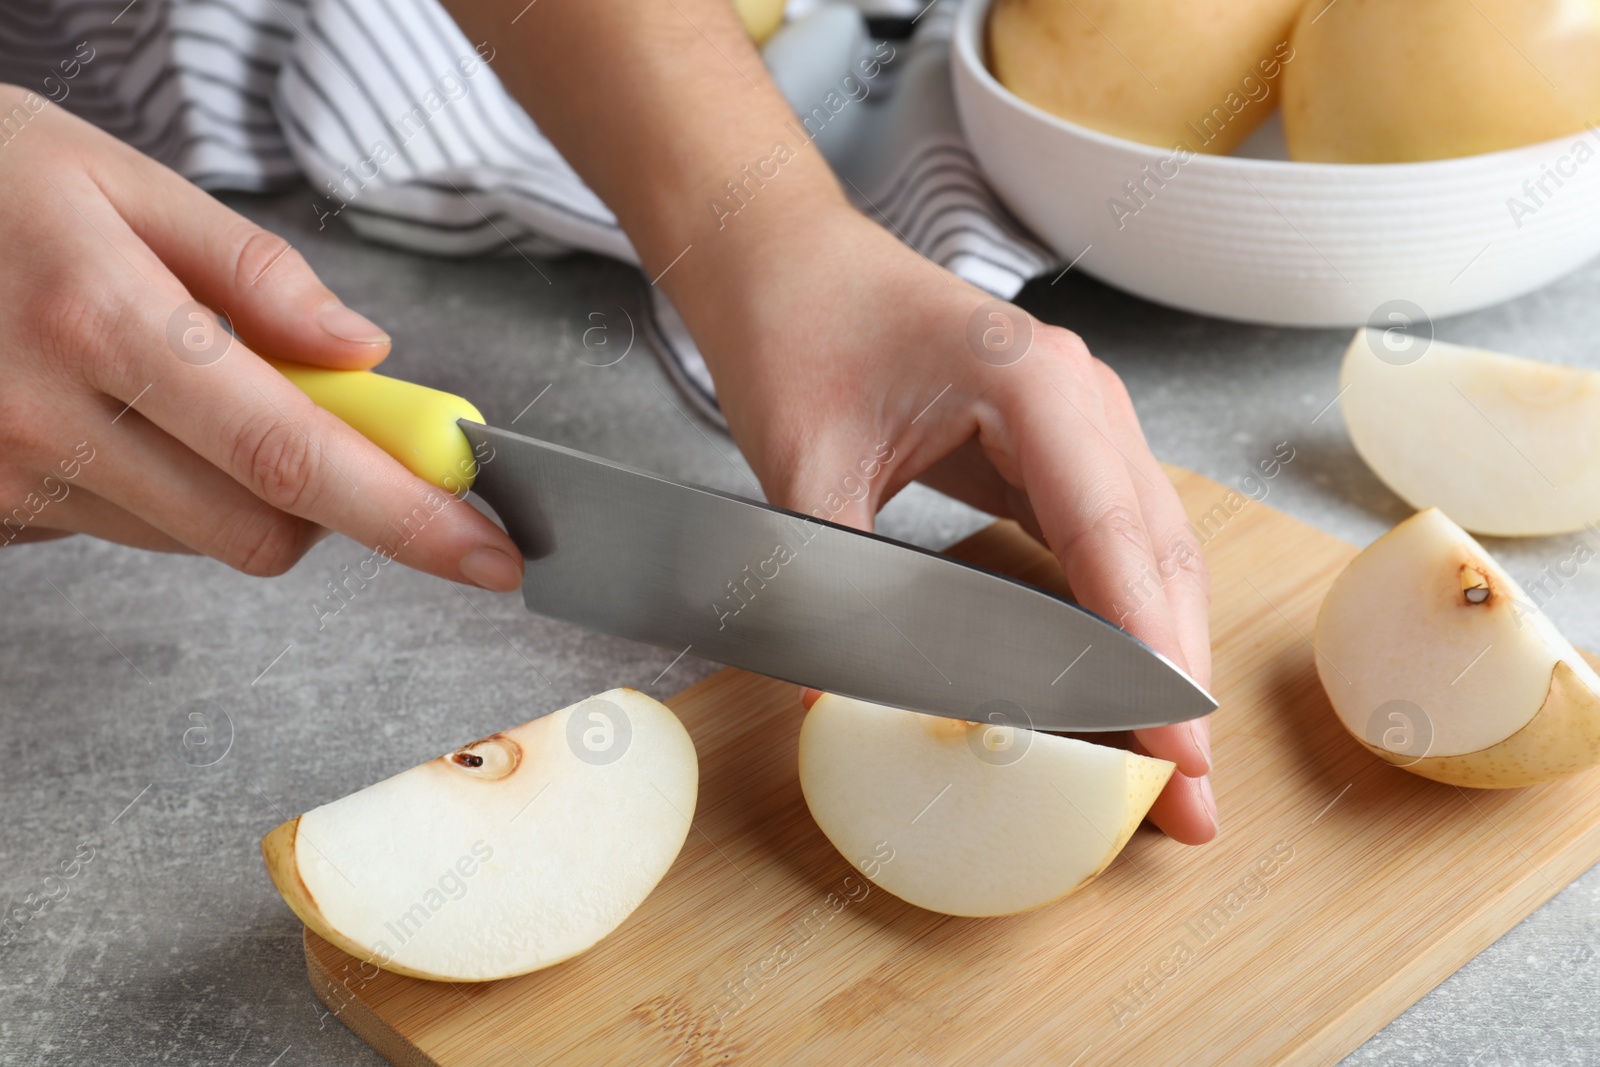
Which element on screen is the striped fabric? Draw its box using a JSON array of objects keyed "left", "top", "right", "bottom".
[{"left": 1, "top": 0, "right": 1054, "bottom": 426}]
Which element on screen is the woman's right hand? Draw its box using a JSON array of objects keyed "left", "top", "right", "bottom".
[{"left": 0, "top": 86, "right": 523, "bottom": 591}]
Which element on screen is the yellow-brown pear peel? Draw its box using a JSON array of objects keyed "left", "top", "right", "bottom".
[{"left": 1358, "top": 661, "right": 1600, "bottom": 789}]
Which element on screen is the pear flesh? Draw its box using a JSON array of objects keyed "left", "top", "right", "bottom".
[
  {"left": 799, "top": 694, "right": 1174, "bottom": 917},
  {"left": 262, "top": 688, "right": 698, "bottom": 982},
  {"left": 1316, "top": 508, "right": 1600, "bottom": 788},
  {"left": 1340, "top": 329, "right": 1600, "bottom": 537}
]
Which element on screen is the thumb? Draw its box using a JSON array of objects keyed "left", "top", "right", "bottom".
[{"left": 104, "top": 155, "right": 390, "bottom": 370}]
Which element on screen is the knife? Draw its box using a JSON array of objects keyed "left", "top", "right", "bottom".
[{"left": 271, "top": 360, "right": 1216, "bottom": 732}]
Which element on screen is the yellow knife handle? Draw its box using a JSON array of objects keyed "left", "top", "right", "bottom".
[{"left": 266, "top": 359, "right": 486, "bottom": 494}]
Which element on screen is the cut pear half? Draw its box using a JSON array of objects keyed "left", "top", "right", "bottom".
[
  {"left": 1340, "top": 329, "right": 1600, "bottom": 536},
  {"left": 262, "top": 688, "right": 698, "bottom": 982},
  {"left": 1315, "top": 508, "right": 1600, "bottom": 788},
  {"left": 798, "top": 695, "right": 1174, "bottom": 917}
]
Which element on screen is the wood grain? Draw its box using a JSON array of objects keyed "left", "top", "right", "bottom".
[{"left": 302, "top": 467, "right": 1600, "bottom": 1066}]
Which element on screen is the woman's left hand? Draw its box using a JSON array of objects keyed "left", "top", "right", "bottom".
[
  {"left": 670, "top": 208, "right": 1218, "bottom": 844},
  {"left": 442, "top": 0, "right": 1216, "bottom": 843}
]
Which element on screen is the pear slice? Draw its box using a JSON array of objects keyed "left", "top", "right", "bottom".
[
  {"left": 262, "top": 688, "right": 697, "bottom": 982},
  {"left": 1340, "top": 328, "right": 1600, "bottom": 536},
  {"left": 1315, "top": 508, "right": 1600, "bottom": 788},
  {"left": 798, "top": 695, "right": 1174, "bottom": 917}
]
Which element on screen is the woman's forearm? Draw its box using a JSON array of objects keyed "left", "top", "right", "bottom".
[{"left": 440, "top": 0, "right": 850, "bottom": 284}]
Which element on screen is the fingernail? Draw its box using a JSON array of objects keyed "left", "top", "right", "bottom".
[
  {"left": 1199, "top": 774, "right": 1219, "bottom": 832},
  {"left": 459, "top": 546, "right": 523, "bottom": 592},
  {"left": 318, "top": 301, "right": 389, "bottom": 344},
  {"left": 1188, "top": 717, "right": 1213, "bottom": 777}
]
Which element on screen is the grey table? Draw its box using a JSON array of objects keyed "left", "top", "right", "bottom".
[{"left": 2, "top": 187, "right": 1597, "bottom": 1067}]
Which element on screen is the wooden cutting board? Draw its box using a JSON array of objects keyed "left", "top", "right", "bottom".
[{"left": 302, "top": 467, "right": 1600, "bottom": 1066}]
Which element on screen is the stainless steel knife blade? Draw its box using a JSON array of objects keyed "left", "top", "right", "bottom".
[{"left": 461, "top": 421, "right": 1216, "bottom": 732}]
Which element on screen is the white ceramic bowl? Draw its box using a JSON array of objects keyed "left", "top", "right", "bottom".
[{"left": 951, "top": 0, "right": 1600, "bottom": 327}]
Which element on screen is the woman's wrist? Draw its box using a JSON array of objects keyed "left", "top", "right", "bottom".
[
  {"left": 659, "top": 195, "right": 899, "bottom": 350},
  {"left": 649, "top": 155, "right": 852, "bottom": 285}
]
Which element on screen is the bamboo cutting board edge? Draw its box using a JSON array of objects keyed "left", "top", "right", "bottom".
[
  {"left": 1273, "top": 737, "right": 1600, "bottom": 1067},
  {"left": 298, "top": 468, "right": 1600, "bottom": 1066}
]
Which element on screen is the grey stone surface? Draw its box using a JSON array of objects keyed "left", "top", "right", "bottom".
[{"left": 0, "top": 185, "right": 1596, "bottom": 1066}]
